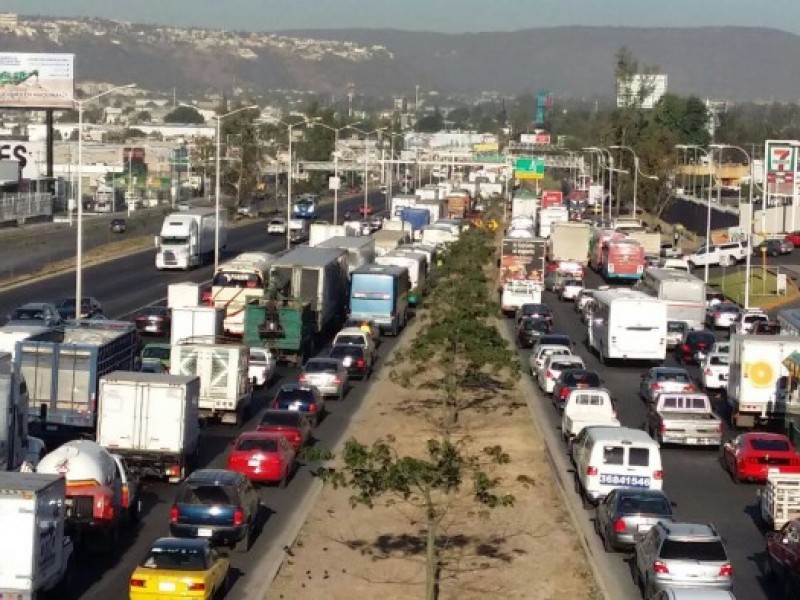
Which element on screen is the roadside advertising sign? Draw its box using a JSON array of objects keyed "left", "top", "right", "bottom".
[
  {"left": 0, "top": 53, "right": 74, "bottom": 109},
  {"left": 764, "top": 140, "right": 797, "bottom": 184}
]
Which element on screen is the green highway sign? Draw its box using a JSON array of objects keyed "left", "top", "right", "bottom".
[{"left": 514, "top": 157, "right": 545, "bottom": 180}]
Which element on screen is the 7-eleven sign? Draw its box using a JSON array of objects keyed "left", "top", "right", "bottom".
[{"left": 766, "top": 141, "right": 797, "bottom": 173}]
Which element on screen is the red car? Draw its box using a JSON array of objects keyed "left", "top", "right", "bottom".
[
  {"left": 358, "top": 204, "right": 374, "bottom": 216},
  {"left": 766, "top": 519, "right": 800, "bottom": 588},
  {"left": 133, "top": 306, "right": 171, "bottom": 336},
  {"left": 226, "top": 431, "right": 296, "bottom": 486},
  {"left": 256, "top": 409, "right": 312, "bottom": 451},
  {"left": 720, "top": 432, "right": 800, "bottom": 483},
  {"left": 786, "top": 231, "right": 800, "bottom": 247}
]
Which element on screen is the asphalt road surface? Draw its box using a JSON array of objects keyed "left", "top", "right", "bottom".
[
  {"left": 0, "top": 192, "right": 388, "bottom": 599},
  {"left": 506, "top": 270, "right": 784, "bottom": 600}
]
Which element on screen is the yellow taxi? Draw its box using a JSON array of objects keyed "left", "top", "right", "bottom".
[{"left": 129, "top": 537, "right": 230, "bottom": 599}]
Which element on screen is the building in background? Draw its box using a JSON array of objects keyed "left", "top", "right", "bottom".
[{"left": 616, "top": 73, "right": 668, "bottom": 109}]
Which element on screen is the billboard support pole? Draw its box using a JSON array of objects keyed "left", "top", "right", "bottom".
[{"left": 45, "top": 110, "right": 54, "bottom": 182}]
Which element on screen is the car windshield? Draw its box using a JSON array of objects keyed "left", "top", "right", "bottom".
[
  {"left": 270, "top": 219, "right": 284, "bottom": 225},
  {"left": 709, "top": 355, "right": 729, "bottom": 366},
  {"left": 141, "top": 545, "right": 207, "bottom": 571},
  {"left": 564, "top": 279, "right": 583, "bottom": 287},
  {"left": 617, "top": 494, "right": 671, "bottom": 515},
  {"left": 143, "top": 346, "right": 170, "bottom": 360},
  {"left": 180, "top": 484, "right": 236, "bottom": 505},
  {"left": 236, "top": 437, "right": 279, "bottom": 452},
  {"left": 304, "top": 361, "right": 338, "bottom": 374},
  {"left": 656, "top": 371, "right": 690, "bottom": 383},
  {"left": 659, "top": 539, "right": 727, "bottom": 562},
  {"left": 522, "top": 320, "right": 549, "bottom": 332},
  {"left": 260, "top": 412, "right": 300, "bottom": 427},
  {"left": 688, "top": 333, "right": 716, "bottom": 345},
  {"left": 522, "top": 305, "right": 548, "bottom": 316},
  {"left": 749, "top": 438, "right": 791, "bottom": 452}
]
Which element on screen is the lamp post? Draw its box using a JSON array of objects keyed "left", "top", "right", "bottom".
[
  {"left": 583, "top": 147, "right": 616, "bottom": 223},
  {"left": 313, "top": 120, "right": 361, "bottom": 224},
  {"left": 212, "top": 105, "right": 258, "bottom": 271},
  {"left": 583, "top": 147, "right": 605, "bottom": 220},
  {"left": 75, "top": 83, "right": 136, "bottom": 318},
  {"left": 711, "top": 144, "right": 755, "bottom": 307},
  {"left": 677, "top": 144, "right": 714, "bottom": 283},
  {"left": 609, "top": 145, "right": 657, "bottom": 217},
  {"left": 352, "top": 126, "right": 387, "bottom": 217}
]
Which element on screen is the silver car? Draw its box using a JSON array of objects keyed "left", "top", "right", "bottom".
[
  {"left": 6, "top": 302, "right": 62, "bottom": 328},
  {"left": 639, "top": 367, "right": 696, "bottom": 404},
  {"left": 299, "top": 357, "right": 348, "bottom": 400},
  {"left": 666, "top": 321, "right": 688, "bottom": 349},
  {"left": 594, "top": 488, "right": 674, "bottom": 552},
  {"left": 633, "top": 522, "right": 733, "bottom": 596}
]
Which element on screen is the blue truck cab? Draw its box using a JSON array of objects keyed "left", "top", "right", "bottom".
[
  {"left": 291, "top": 194, "right": 318, "bottom": 219},
  {"left": 349, "top": 264, "right": 411, "bottom": 336}
]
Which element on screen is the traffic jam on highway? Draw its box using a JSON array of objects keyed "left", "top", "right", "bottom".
[
  {"left": 503, "top": 189, "right": 800, "bottom": 599},
  {"left": 0, "top": 183, "right": 494, "bottom": 599}
]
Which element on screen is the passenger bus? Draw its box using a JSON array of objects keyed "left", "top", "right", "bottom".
[
  {"left": 349, "top": 264, "right": 411, "bottom": 336},
  {"left": 589, "top": 288, "right": 667, "bottom": 364},
  {"left": 635, "top": 267, "right": 706, "bottom": 330},
  {"left": 589, "top": 229, "right": 624, "bottom": 271},
  {"left": 601, "top": 239, "right": 646, "bottom": 282},
  {"left": 210, "top": 252, "right": 276, "bottom": 335}
]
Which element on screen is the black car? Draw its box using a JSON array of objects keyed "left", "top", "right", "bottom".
[
  {"left": 110, "top": 218, "right": 126, "bottom": 233},
  {"left": 169, "top": 469, "right": 261, "bottom": 553},
  {"left": 755, "top": 238, "right": 793, "bottom": 257},
  {"left": 516, "top": 303, "right": 553, "bottom": 325},
  {"left": 329, "top": 344, "right": 371, "bottom": 380},
  {"left": 552, "top": 368, "right": 602, "bottom": 410},
  {"left": 753, "top": 320, "right": 781, "bottom": 335},
  {"left": 516, "top": 317, "right": 551, "bottom": 349},
  {"left": 270, "top": 383, "right": 324, "bottom": 426},
  {"left": 55, "top": 296, "right": 104, "bottom": 320},
  {"left": 676, "top": 330, "right": 717, "bottom": 364}
]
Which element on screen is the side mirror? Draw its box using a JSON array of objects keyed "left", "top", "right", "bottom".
[{"left": 153, "top": 235, "right": 159, "bottom": 248}]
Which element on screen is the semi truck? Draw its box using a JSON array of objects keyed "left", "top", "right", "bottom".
[
  {"left": 96, "top": 372, "right": 200, "bottom": 482},
  {"left": 549, "top": 222, "right": 592, "bottom": 265},
  {"left": 210, "top": 251, "right": 276, "bottom": 336},
  {"left": 0, "top": 352, "right": 36, "bottom": 472},
  {"left": 375, "top": 251, "right": 428, "bottom": 307},
  {"left": 170, "top": 340, "right": 252, "bottom": 425},
  {"left": 727, "top": 334, "right": 800, "bottom": 428},
  {"left": 155, "top": 207, "right": 228, "bottom": 270},
  {"left": 309, "top": 223, "right": 346, "bottom": 247},
  {"left": 0, "top": 473, "right": 74, "bottom": 599},
  {"left": 18, "top": 320, "right": 140, "bottom": 442},
  {"left": 537, "top": 206, "right": 569, "bottom": 238},
  {"left": 316, "top": 236, "right": 376, "bottom": 274}
]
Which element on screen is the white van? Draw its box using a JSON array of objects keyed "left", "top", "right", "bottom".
[
  {"left": 571, "top": 426, "right": 663, "bottom": 507},
  {"left": 562, "top": 388, "right": 620, "bottom": 440}
]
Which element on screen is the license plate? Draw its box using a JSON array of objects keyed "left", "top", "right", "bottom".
[
  {"left": 197, "top": 528, "right": 213, "bottom": 538},
  {"left": 686, "top": 438, "right": 698, "bottom": 444},
  {"left": 289, "top": 402, "right": 302, "bottom": 411},
  {"left": 637, "top": 525, "right": 650, "bottom": 533},
  {"left": 720, "top": 374, "right": 728, "bottom": 380},
  {"left": 248, "top": 458, "right": 261, "bottom": 467},
  {"left": 599, "top": 474, "right": 651, "bottom": 488},
  {"left": 159, "top": 582, "right": 176, "bottom": 592},
  {"left": 145, "top": 325, "right": 159, "bottom": 332}
]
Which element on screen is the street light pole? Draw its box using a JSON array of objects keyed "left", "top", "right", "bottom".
[
  {"left": 313, "top": 121, "right": 361, "bottom": 225},
  {"left": 75, "top": 83, "right": 136, "bottom": 318}
]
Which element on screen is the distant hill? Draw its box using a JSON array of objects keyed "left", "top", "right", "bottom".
[{"left": 8, "top": 17, "right": 800, "bottom": 100}]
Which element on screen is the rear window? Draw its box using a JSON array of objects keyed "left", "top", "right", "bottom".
[
  {"left": 656, "top": 371, "right": 690, "bottom": 383},
  {"left": 687, "top": 332, "right": 716, "bottom": 345},
  {"left": 603, "top": 446, "right": 624, "bottom": 465},
  {"left": 540, "top": 336, "right": 570, "bottom": 347},
  {"left": 260, "top": 412, "right": 301, "bottom": 427},
  {"left": 628, "top": 448, "right": 650, "bottom": 467},
  {"left": 552, "top": 361, "right": 580, "bottom": 371},
  {"left": 275, "top": 388, "right": 316, "bottom": 402},
  {"left": 709, "top": 355, "right": 729, "bottom": 366},
  {"left": 659, "top": 539, "right": 727, "bottom": 562},
  {"left": 336, "top": 335, "right": 365, "bottom": 346},
  {"left": 667, "top": 322, "right": 686, "bottom": 332},
  {"left": 330, "top": 346, "right": 364, "bottom": 359},
  {"left": 750, "top": 438, "right": 791, "bottom": 452},
  {"left": 565, "top": 371, "right": 601, "bottom": 387},
  {"left": 236, "top": 437, "right": 279, "bottom": 452},
  {"left": 142, "top": 546, "right": 206, "bottom": 571},
  {"left": 304, "top": 361, "right": 338, "bottom": 373},
  {"left": 143, "top": 346, "right": 170, "bottom": 360},
  {"left": 180, "top": 484, "right": 236, "bottom": 505},
  {"left": 618, "top": 494, "right": 671, "bottom": 515}
]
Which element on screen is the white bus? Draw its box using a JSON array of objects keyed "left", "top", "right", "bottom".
[
  {"left": 211, "top": 251, "right": 276, "bottom": 335},
  {"left": 589, "top": 288, "right": 667, "bottom": 364},
  {"left": 634, "top": 267, "right": 706, "bottom": 330}
]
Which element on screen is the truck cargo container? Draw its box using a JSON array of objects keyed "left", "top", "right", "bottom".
[
  {"left": 446, "top": 193, "right": 470, "bottom": 219},
  {"left": 309, "top": 223, "right": 347, "bottom": 247},
  {"left": 626, "top": 230, "right": 662, "bottom": 260},
  {"left": 549, "top": 222, "right": 592, "bottom": 265},
  {"left": 390, "top": 194, "right": 419, "bottom": 218},
  {"left": 210, "top": 252, "right": 276, "bottom": 336},
  {"left": 316, "top": 235, "right": 376, "bottom": 274},
  {"left": 727, "top": 334, "right": 800, "bottom": 428},
  {"left": 415, "top": 186, "right": 440, "bottom": 202},
  {"left": 375, "top": 251, "right": 428, "bottom": 307},
  {"left": 170, "top": 306, "right": 224, "bottom": 346},
  {"left": 155, "top": 208, "right": 228, "bottom": 270},
  {"left": 372, "top": 230, "right": 411, "bottom": 257},
  {"left": 414, "top": 198, "right": 445, "bottom": 224},
  {"left": 635, "top": 268, "right": 706, "bottom": 330},
  {"left": 0, "top": 325, "right": 57, "bottom": 361},
  {"left": 97, "top": 372, "right": 200, "bottom": 482},
  {"left": 243, "top": 299, "right": 315, "bottom": 366},
  {"left": 350, "top": 264, "right": 411, "bottom": 336},
  {"left": 511, "top": 194, "right": 538, "bottom": 220},
  {"left": 19, "top": 320, "right": 139, "bottom": 441},
  {"left": 541, "top": 190, "right": 564, "bottom": 209},
  {"left": 0, "top": 473, "right": 73, "bottom": 598},
  {"left": 537, "top": 206, "right": 569, "bottom": 238},
  {"left": 400, "top": 207, "right": 431, "bottom": 240},
  {"left": 498, "top": 238, "right": 546, "bottom": 316},
  {"left": 170, "top": 341, "right": 251, "bottom": 425},
  {"left": 167, "top": 282, "right": 201, "bottom": 310},
  {"left": 0, "top": 353, "right": 35, "bottom": 472}
]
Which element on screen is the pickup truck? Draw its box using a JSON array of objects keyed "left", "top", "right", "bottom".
[
  {"left": 561, "top": 387, "right": 620, "bottom": 441},
  {"left": 760, "top": 472, "right": 800, "bottom": 530},
  {"left": 645, "top": 392, "right": 722, "bottom": 447}
]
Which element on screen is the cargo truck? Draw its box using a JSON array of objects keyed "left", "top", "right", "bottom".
[
  {"left": 243, "top": 299, "right": 315, "bottom": 366},
  {"left": 759, "top": 473, "right": 800, "bottom": 530},
  {"left": 727, "top": 334, "right": 800, "bottom": 428},
  {"left": 400, "top": 207, "right": 431, "bottom": 240},
  {"left": 170, "top": 340, "right": 252, "bottom": 425},
  {"left": 155, "top": 207, "right": 228, "bottom": 270},
  {"left": 390, "top": 194, "right": 419, "bottom": 218},
  {"left": 549, "top": 222, "right": 592, "bottom": 265},
  {"left": 0, "top": 473, "right": 74, "bottom": 599},
  {"left": 316, "top": 235, "right": 376, "bottom": 274},
  {"left": 210, "top": 252, "right": 276, "bottom": 336},
  {"left": 373, "top": 230, "right": 411, "bottom": 257},
  {"left": 511, "top": 194, "right": 538, "bottom": 220},
  {"left": 167, "top": 282, "right": 201, "bottom": 310},
  {"left": 170, "top": 306, "right": 224, "bottom": 346},
  {"left": 97, "top": 372, "right": 200, "bottom": 482},
  {"left": 375, "top": 251, "right": 427, "bottom": 307},
  {"left": 19, "top": 320, "right": 140, "bottom": 442},
  {"left": 0, "top": 353, "right": 36, "bottom": 472},
  {"left": 309, "top": 223, "right": 346, "bottom": 247},
  {"left": 626, "top": 230, "right": 662, "bottom": 261},
  {"left": 537, "top": 206, "right": 569, "bottom": 238},
  {"left": 414, "top": 198, "right": 445, "bottom": 224},
  {"left": 446, "top": 193, "right": 470, "bottom": 219}
]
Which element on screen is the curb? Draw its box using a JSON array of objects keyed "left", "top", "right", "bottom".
[{"left": 496, "top": 320, "right": 632, "bottom": 600}]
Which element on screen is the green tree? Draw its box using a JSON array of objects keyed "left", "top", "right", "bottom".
[
  {"left": 218, "top": 103, "right": 261, "bottom": 205},
  {"left": 446, "top": 107, "right": 470, "bottom": 129},
  {"left": 56, "top": 108, "right": 79, "bottom": 123},
  {"left": 132, "top": 110, "right": 152, "bottom": 123},
  {"left": 652, "top": 94, "right": 710, "bottom": 146},
  {"left": 319, "top": 434, "right": 514, "bottom": 600},
  {"left": 415, "top": 107, "right": 444, "bottom": 132},
  {"left": 164, "top": 105, "right": 205, "bottom": 124}
]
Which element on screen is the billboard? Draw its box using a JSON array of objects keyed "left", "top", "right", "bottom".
[
  {"left": 0, "top": 53, "right": 74, "bottom": 109},
  {"left": 616, "top": 74, "right": 668, "bottom": 109},
  {"left": 520, "top": 132, "right": 551, "bottom": 145},
  {"left": 123, "top": 147, "right": 147, "bottom": 177},
  {"left": 541, "top": 190, "right": 564, "bottom": 208},
  {"left": 499, "top": 238, "right": 546, "bottom": 287},
  {"left": 0, "top": 140, "right": 45, "bottom": 180}
]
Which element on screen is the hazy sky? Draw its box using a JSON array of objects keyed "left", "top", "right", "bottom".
[{"left": 5, "top": 0, "right": 800, "bottom": 34}]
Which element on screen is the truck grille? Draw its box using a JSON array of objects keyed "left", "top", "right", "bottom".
[
  {"left": 163, "top": 251, "right": 177, "bottom": 265},
  {"left": 66, "top": 495, "right": 94, "bottom": 520}
]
